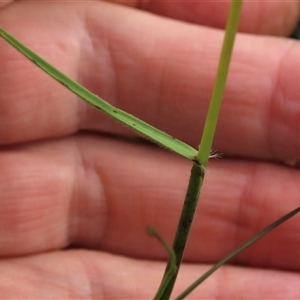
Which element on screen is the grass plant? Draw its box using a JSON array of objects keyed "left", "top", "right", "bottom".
[{"left": 0, "top": 1, "right": 299, "bottom": 298}]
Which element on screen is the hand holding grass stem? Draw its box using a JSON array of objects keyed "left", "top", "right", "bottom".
[{"left": 1, "top": 1, "right": 300, "bottom": 298}]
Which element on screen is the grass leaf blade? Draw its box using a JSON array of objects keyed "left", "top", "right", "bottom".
[
  {"left": 0, "top": 27, "right": 198, "bottom": 161},
  {"left": 175, "top": 206, "right": 300, "bottom": 300}
]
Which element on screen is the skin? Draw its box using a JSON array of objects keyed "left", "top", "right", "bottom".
[{"left": 0, "top": 0, "right": 300, "bottom": 298}]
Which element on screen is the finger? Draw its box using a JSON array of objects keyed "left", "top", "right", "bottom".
[
  {"left": 1, "top": 134, "right": 299, "bottom": 272},
  {"left": 1, "top": 250, "right": 299, "bottom": 299},
  {"left": 105, "top": 0, "right": 300, "bottom": 36},
  {"left": 0, "top": 2, "right": 12, "bottom": 10},
  {"left": 1, "top": 2, "right": 300, "bottom": 162}
]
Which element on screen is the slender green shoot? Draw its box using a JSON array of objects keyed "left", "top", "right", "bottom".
[
  {"left": 175, "top": 206, "right": 300, "bottom": 299},
  {"left": 0, "top": 27, "right": 198, "bottom": 162},
  {"left": 197, "top": 0, "right": 242, "bottom": 166},
  {"left": 146, "top": 227, "right": 177, "bottom": 300}
]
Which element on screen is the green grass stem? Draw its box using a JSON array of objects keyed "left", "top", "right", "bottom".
[
  {"left": 197, "top": 0, "right": 242, "bottom": 166},
  {"left": 154, "top": 1, "right": 243, "bottom": 298},
  {"left": 154, "top": 162, "right": 204, "bottom": 299}
]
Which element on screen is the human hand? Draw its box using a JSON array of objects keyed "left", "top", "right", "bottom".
[{"left": 0, "top": 1, "right": 300, "bottom": 298}]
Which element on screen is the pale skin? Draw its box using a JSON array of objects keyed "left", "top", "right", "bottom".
[{"left": 0, "top": 0, "right": 300, "bottom": 298}]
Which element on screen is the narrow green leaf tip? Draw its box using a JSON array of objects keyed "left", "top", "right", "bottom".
[{"left": 146, "top": 227, "right": 177, "bottom": 300}]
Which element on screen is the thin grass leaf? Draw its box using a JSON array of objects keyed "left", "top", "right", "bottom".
[
  {"left": 175, "top": 206, "right": 300, "bottom": 300},
  {"left": 147, "top": 227, "right": 177, "bottom": 300},
  {"left": 0, "top": 27, "right": 198, "bottom": 161}
]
